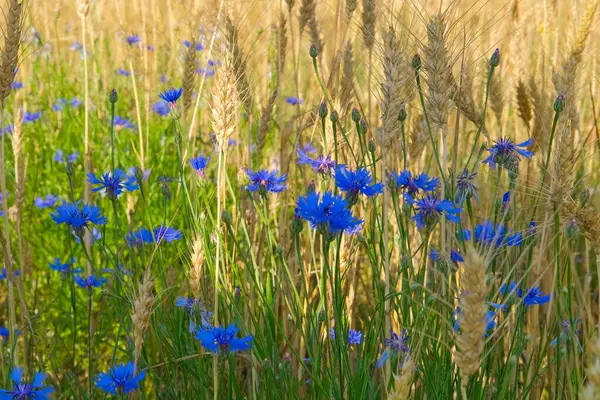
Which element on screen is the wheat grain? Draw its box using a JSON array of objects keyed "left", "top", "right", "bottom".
[
  {"left": 132, "top": 267, "right": 155, "bottom": 369},
  {"left": 388, "top": 357, "right": 415, "bottom": 400},
  {"left": 189, "top": 235, "right": 205, "bottom": 299},
  {"left": 183, "top": 38, "right": 198, "bottom": 117},
  {"left": 361, "top": 0, "right": 376, "bottom": 50}
]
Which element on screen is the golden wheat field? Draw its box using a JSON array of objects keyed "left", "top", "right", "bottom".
[{"left": 0, "top": 0, "right": 599, "bottom": 398}]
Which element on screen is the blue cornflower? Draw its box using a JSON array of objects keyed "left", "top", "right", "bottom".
[
  {"left": 0, "top": 326, "right": 21, "bottom": 341},
  {"left": 196, "top": 323, "right": 253, "bottom": 353},
  {"left": 405, "top": 194, "right": 461, "bottom": 230},
  {"left": 176, "top": 297, "right": 202, "bottom": 313},
  {"left": 183, "top": 40, "right": 204, "bottom": 51},
  {"left": 285, "top": 96, "right": 304, "bottom": 106},
  {"left": 376, "top": 330, "right": 410, "bottom": 368},
  {"left": 74, "top": 274, "right": 106, "bottom": 289},
  {"left": 117, "top": 68, "right": 131, "bottom": 76},
  {"left": 73, "top": 226, "right": 102, "bottom": 244},
  {"left": 71, "top": 98, "right": 82, "bottom": 108},
  {"left": 176, "top": 297, "right": 213, "bottom": 332},
  {"left": 295, "top": 191, "right": 362, "bottom": 235},
  {"left": 88, "top": 169, "right": 139, "bottom": 200},
  {"left": 126, "top": 35, "right": 141, "bottom": 46},
  {"left": 190, "top": 155, "right": 210, "bottom": 177},
  {"left": 0, "top": 125, "right": 13, "bottom": 136},
  {"left": 0, "top": 367, "right": 53, "bottom": 400},
  {"left": 152, "top": 101, "right": 170, "bottom": 116},
  {"left": 502, "top": 191, "right": 511, "bottom": 208},
  {"left": 522, "top": 287, "right": 551, "bottom": 307},
  {"left": 450, "top": 250, "right": 464, "bottom": 264},
  {"left": 158, "top": 87, "right": 183, "bottom": 107},
  {"left": 455, "top": 168, "right": 478, "bottom": 205},
  {"left": 126, "top": 228, "right": 153, "bottom": 247},
  {"left": 53, "top": 149, "right": 79, "bottom": 163},
  {"left": 464, "top": 220, "right": 523, "bottom": 248},
  {"left": 114, "top": 116, "right": 135, "bottom": 130},
  {"left": 49, "top": 257, "right": 80, "bottom": 274},
  {"left": 0, "top": 268, "right": 20, "bottom": 280},
  {"left": 22, "top": 111, "right": 41, "bottom": 124},
  {"left": 453, "top": 308, "right": 496, "bottom": 337},
  {"left": 197, "top": 68, "right": 215, "bottom": 77},
  {"left": 11, "top": 81, "right": 23, "bottom": 90},
  {"left": 51, "top": 202, "right": 107, "bottom": 236},
  {"left": 245, "top": 169, "right": 287, "bottom": 194},
  {"left": 335, "top": 165, "right": 383, "bottom": 202},
  {"left": 329, "top": 327, "right": 363, "bottom": 346},
  {"left": 483, "top": 137, "right": 533, "bottom": 170},
  {"left": 297, "top": 146, "right": 335, "bottom": 175},
  {"left": 153, "top": 225, "right": 182, "bottom": 244},
  {"left": 389, "top": 170, "right": 438, "bottom": 196},
  {"left": 301, "top": 142, "right": 317, "bottom": 154},
  {"left": 34, "top": 194, "right": 58, "bottom": 209},
  {"left": 95, "top": 362, "right": 146, "bottom": 395}
]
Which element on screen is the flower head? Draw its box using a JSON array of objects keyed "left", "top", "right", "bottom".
[
  {"left": 0, "top": 326, "right": 21, "bottom": 341},
  {"left": 152, "top": 101, "right": 170, "bottom": 116},
  {"left": 0, "top": 268, "right": 20, "bottom": 280},
  {"left": 88, "top": 169, "right": 139, "bottom": 200},
  {"left": 285, "top": 96, "right": 304, "bottom": 106},
  {"left": 114, "top": 116, "right": 135, "bottom": 130},
  {"left": 462, "top": 220, "right": 523, "bottom": 248},
  {"left": 183, "top": 40, "right": 204, "bottom": 51},
  {"left": 335, "top": 165, "right": 383, "bottom": 202},
  {"left": 405, "top": 194, "right": 461, "bottom": 230},
  {"left": 95, "top": 362, "right": 146, "bottom": 394},
  {"left": 329, "top": 327, "right": 363, "bottom": 346},
  {"left": 483, "top": 137, "right": 533, "bottom": 170},
  {"left": 389, "top": 170, "right": 438, "bottom": 196},
  {"left": 34, "top": 194, "right": 58, "bottom": 209},
  {"left": 454, "top": 308, "right": 496, "bottom": 337},
  {"left": 153, "top": 225, "right": 182, "bottom": 244},
  {"left": 53, "top": 149, "right": 79, "bottom": 163},
  {"left": 126, "top": 228, "right": 154, "bottom": 247},
  {"left": 196, "top": 323, "right": 253, "bottom": 353},
  {"left": 52, "top": 202, "right": 106, "bottom": 236},
  {"left": 522, "top": 286, "right": 551, "bottom": 307},
  {"left": 126, "top": 35, "right": 141, "bottom": 46},
  {"left": 297, "top": 146, "right": 335, "bottom": 175},
  {"left": 295, "top": 191, "right": 362, "bottom": 235},
  {"left": 0, "top": 367, "right": 53, "bottom": 400},
  {"left": 376, "top": 329, "right": 410, "bottom": 368},
  {"left": 116, "top": 68, "right": 131, "bottom": 77},
  {"left": 74, "top": 274, "right": 106, "bottom": 289},
  {"left": 455, "top": 168, "right": 478, "bottom": 204},
  {"left": 22, "top": 111, "right": 41, "bottom": 124},
  {"left": 158, "top": 87, "right": 183, "bottom": 107},
  {"left": 49, "top": 257, "right": 80, "bottom": 274},
  {"left": 190, "top": 155, "right": 210, "bottom": 177},
  {"left": 245, "top": 169, "right": 286, "bottom": 194}
]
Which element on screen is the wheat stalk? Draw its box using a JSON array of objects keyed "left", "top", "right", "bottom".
[
  {"left": 189, "top": 235, "right": 205, "bottom": 299},
  {"left": 516, "top": 79, "right": 532, "bottom": 130},
  {"left": 583, "top": 333, "right": 600, "bottom": 398},
  {"left": 132, "top": 267, "right": 155, "bottom": 371},
  {"left": 183, "top": 38, "right": 198, "bottom": 119},
  {"left": 388, "top": 357, "right": 415, "bottom": 400}
]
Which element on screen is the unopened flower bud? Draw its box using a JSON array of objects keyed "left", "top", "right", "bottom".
[
  {"left": 554, "top": 93, "right": 565, "bottom": 113},
  {"left": 489, "top": 48, "right": 500, "bottom": 68},
  {"left": 309, "top": 44, "right": 318, "bottom": 59},
  {"left": 351, "top": 108, "right": 360, "bottom": 123},
  {"left": 109, "top": 88, "right": 118, "bottom": 104},
  {"left": 319, "top": 101, "right": 328, "bottom": 120},
  {"left": 411, "top": 54, "right": 422, "bottom": 71}
]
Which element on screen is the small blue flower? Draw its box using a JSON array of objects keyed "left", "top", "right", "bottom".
[
  {"left": 389, "top": 170, "right": 438, "bottom": 196},
  {"left": 297, "top": 146, "right": 335, "bottom": 175},
  {"left": 176, "top": 297, "right": 213, "bottom": 331},
  {"left": 88, "top": 169, "right": 139, "bottom": 200},
  {"left": 53, "top": 149, "right": 79, "bottom": 163},
  {"left": 95, "top": 362, "right": 146, "bottom": 394},
  {"left": 114, "top": 116, "right": 135, "bottom": 130},
  {"left": 34, "top": 194, "right": 58, "bottom": 209},
  {"left": 117, "top": 68, "right": 131, "bottom": 76},
  {"left": 330, "top": 327, "right": 363, "bottom": 346},
  {"left": 152, "top": 101, "right": 170, "bottom": 116},
  {"left": 453, "top": 308, "right": 496, "bottom": 337},
  {"left": 11, "top": 81, "right": 23, "bottom": 90},
  {"left": 51, "top": 202, "right": 107, "bottom": 235},
  {"left": 49, "top": 257, "right": 79, "bottom": 274},
  {"left": 295, "top": 191, "right": 362, "bottom": 235},
  {"left": 0, "top": 326, "right": 21, "bottom": 341},
  {"left": 183, "top": 40, "right": 204, "bottom": 51},
  {"left": 196, "top": 323, "right": 253, "bottom": 353},
  {"left": 190, "top": 155, "right": 210, "bottom": 177},
  {"left": 522, "top": 286, "right": 551, "bottom": 307},
  {"left": 450, "top": 250, "right": 464, "bottom": 264},
  {"left": 285, "top": 96, "right": 304, "bottom": 106},
  {"left": 22, "top": 111, "right": 41, "bottom": 124},
  {"left": 126, "top": 35, "right": 141, "bottom": 46},
  {"left": 0, "top": 125, "right": 13, "bottom": 136},
  {"left": 126, "top": 228, "right": 154, "bottom": 247},
  {"left": 71, "top": 98, "right": 82, "bottom": 108},
  {"left": 0, "top": 268, "right": 20, "bottom": 280},
  {"left": 502, "top": 191, "right": 511, "bottom": 207},
  {"left": 0, "top": 367, "right": 53, "bottom": 400},
  {"left": 376, "top": 330, "right": 410, "bottom": 368},
  {"left": 74, "top": 274, "right": 106, "bottom": 289},
  {"left": 405, "top": 194, "right": 461, "bottom": 230},
  {"left": 335, "top": 165, "right": 383, "bottom": 201},
  {"left": 464, "top": 220, "right": 523, "bottom": 248},
  {"left": 153, "top": 225, "right": 182, "bottom": 244},
  {"left": 483, "top": 137, "right": 533, "bottom": 170},
  {"left": 158, "top": 87, "right": 183, "bottom": 106},
  {"left": 245, "top": 169, "right": 287, "bottom": 194}
]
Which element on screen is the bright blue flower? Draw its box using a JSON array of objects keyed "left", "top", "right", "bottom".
[
  {"left": 183, "top": 40, "right": 204, "bottom": 51},
  {"left": 0, "top": 326, "right": 21, "bottom": 340},
  {"left": 405, "top": 194, "right": 461, "bottom": 230},
  {"left": 126, "top": 35, "right": 141, "bottom": 46},
  {"left": 22, "top": 111, "right": 41, "bottom": 124},
  {"left": 11, "top": 81, "right": 22, "bottom": 90},
  {"left": 335, "top": 165, "right": 383, "bottom": 200},
  {"left": 49, "top": 257, "right": 79, "bottom": 274},
  {"left": 0, "top": 268, "right": 20, "bottom": 280},
  {"left": 295, "top": 191, "right": 362, "bottom": 235},
  {"left": 285, "top": 96, "right": 304, "bottom": 106},
  {"left": 88, "top": 169, "right": 139, "bottom": 200},
  {"left": 196, "top": 323, "right": 253, "bottom": 353},
  {"left": 297, "top": 146, "right": 335, "bottom": 175},
  {"left": 0, "top": 367, "right": 53, "bottom": 400},
  {"left": 53, "top": 149, "right": 78, "bottom": 163},
  {"left": 502, "top": 191, "right": 511, "bottom": 207},
  {"left": 73, "top": 227, "right": 102, "bottom": 244},
  {"left": 34, "top": 194, "right": 58, "bottom": 209},
  {"left": 453, "top": 308, "right": 496, "bottom": 337},
  {"left": 71, "top": 98, "right": 82, "bottom": 108},
  {"left": 52, "top": 202, "right": 107, "bottom": 235},
  {"left": 523, "top": 286, "right": 551, "bottom": 307},
  {"left": 117, "top": 68, "right": 131, "bottom": 76},
  {"left": 74, "top": 274, "right": 106, "bottom": 289},
  {"left": 483, "top": 137, "right": 533, "bottom": 170},
  {"left": 450, "top": 250, "right": 464, "bottom": 264},
  {"left": 176, "top": 297, "right": 213, "bottom": 331},
  {"left": 158, "top": 87, "right": 183, "bottom": 106},
  {"left": 126, "top": 228, "right": 153, "bottom": 247},
  {"left": 429, "top": 248, "right": 441, "bottom": 262},
  {"left": 245, "top": 169, "right": 287, "bottom": 194},
  {"left": 95, "top": 362, "right": 145, "bottom": 394},
  {"left": 153, "top": 225, "right": 182, "bottom": 243},
  {"left": 190, "top": 155, "right": 210, "bottom": 177},
  {"left": 114, "top": 116, "right": 135, "bottom": 130},
  {"left": 376, "top": 329, "right": 410, "bottom": 368},
  {"left": 389, "top": 170, "right": 438, "bottom": 196},
  {"left": 330, "top": 327, "right": 363, "bottom": 346},
  {"left": 152, "top": 100, "right": 170, "bottom": 116},
  {"left": 464, "top": 220, "right": 523, "bottom": 248}
]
